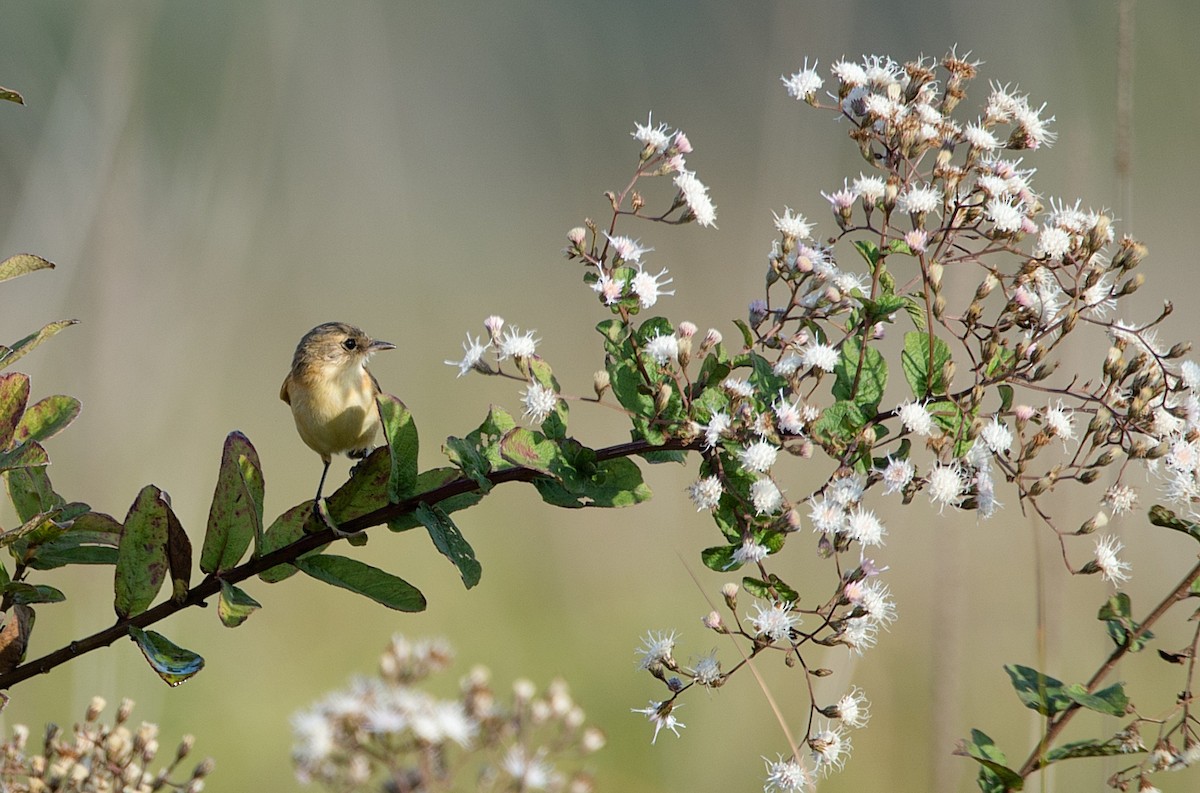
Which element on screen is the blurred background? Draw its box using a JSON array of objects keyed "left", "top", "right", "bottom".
[{"left": 1, "top": 1, "right": 1199, "bottom": 790}]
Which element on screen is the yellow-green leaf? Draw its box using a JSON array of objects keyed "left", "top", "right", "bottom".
[
  {"left": 0, "top": 320, "right": 79, "bottom": 371},
  {"left": 0, "top": 254, "right": 52, "bottom": 283},
  {"left": 199, "top": 432, "right": 263, "bottom": 573},
  {"left": 217, "top": 580, "right": 261, "bottom": 627}
]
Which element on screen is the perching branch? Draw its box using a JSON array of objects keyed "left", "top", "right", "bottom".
[{"left": 0, "top": 436, "right": 698, "bottom": 690}]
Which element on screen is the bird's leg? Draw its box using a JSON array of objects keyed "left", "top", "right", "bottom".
[
  {"left": 312, "top": 458, "right": 338, "bottom": 531},
  {"left": 313, "top": 456, "right": 364, "bottom": 538}
]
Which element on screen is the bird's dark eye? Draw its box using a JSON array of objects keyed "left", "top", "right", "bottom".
[{"left": 342, "top": 338, "right": 358, "bottom": 351}]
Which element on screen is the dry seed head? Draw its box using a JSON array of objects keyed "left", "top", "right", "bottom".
[{"left": 1117, "top": 273, "right": 1144, "bottom": 296}]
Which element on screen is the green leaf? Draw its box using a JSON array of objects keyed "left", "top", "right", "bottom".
[
  {"left": 128, "top": 627, "right": 205, "bottom": 686},
  {"left": 415, "top": 502, "right": 481, "bottom": 588},
  {"left": 859, "top": 294, "right": 907, "bottom": 323},
  {"left": 1063, "top": 682, "right": 1128, "bottom": 717},
  {"left": 376, "top": 393, "right": 419, "bottom": 502},
  {"left": 901, "top": 331, "right": 952, "bottom": 397},
  {"left": 0, "top": 254, "right": 52, "bottom": 283},
  {"left": 114, "top": 485, "right": 171, "bottom": 619},
  {"left": 258, "top": 503, "right": 325, "bottom": 583},
  {"left": 502, "top": 430, "right": 652, "bottom": 508},
  {"left": 499, "top": 427, "right": 559, "bottom": 473},
  {"left": 832, "top": 336, "right": 887, "bottom": 412},
  {"left": 740, "top": 351, "right": 787, "bottom": 399},
  {"left": 443, "top": 406, "right": 518, "bottom": 493},
  {"left": 700, "top": 545, "right": 736, "bottom": 572},
  {"left": 808, "top": 400, "right": 866, "bottom": 451},
  {"left": 386, "top": 467, "right": 484, "bottom": 532},
  {"left": 217, "top": 580, "right": 262, "bottom": 627},
  {"left": 639, "top": 448, "right": 688, "bottom": 464},
  {"left": 324, "top": 447, "right": 390, "bottom": 524},
  {"left": 0, "top": 320, "right": 79, "bottom": 371},
  {"left": 0, "top": 87, "right": 24, "bottom": 105},
  {"left": 853, "top": 239, "right": 882, "bottom": 270},
  {"left": 12, "top": 395, "right": 80, "bottom": 446},
  {"left": 732, "top": 319, "right": 754, "bottom": 349},
  {"left": 985, "top": 345, "right": 1017, "bottom": 379},
  {"left": 1098, "top": 592, "right": 1153, "bottom": 651},
  {"left": 0, "top": 441, "right": 47, "bottom": 473},
  {"left": 1043, "top": 738, "right": 1127, "bottom": 763},
  {"left": 28, "top": 541, "right": 118, "bottom": 569},
  {"left": 903, "top": 296, "right": 927, "bottom": 331},
  {"left": 26, "top": 512, "right": 120, "bottom": 569},
  {"left": 4, "top": 466, "right": 61, "bottom": 524},
  {"left": 0, "top": 582, "right": 65, "bottom": 605},
  {"left": 997, "top": 384, "right": 1015, "bottom": 413},
  {"left": 1148, "top": 504, "right": 1200, "bottom": 542},
  {"left": 595, "top": 318, "right": 630, "bottom": 345},
  {"left": 294, "top": 555, "right": 426, "bottom": 612},
  {"left": 954, "top": 729, "right": 1023, "bottom": 793},
  {"left": 0, "top": 372, "right": 29, "bottom": 448},
  {"left": 199, "top": 431, "right": 263, "bottom": 573},
  {"left": 1004, "top": 664, "right": 1071, "bottom": 717}
]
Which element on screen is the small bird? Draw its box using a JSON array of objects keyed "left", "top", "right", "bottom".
[{"left": 280, "top": 322, "right": 396, "bottom": 514}]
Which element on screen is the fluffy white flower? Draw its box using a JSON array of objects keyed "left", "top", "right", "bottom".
[
  {"left": 739, "top": 441, "right": 779, "bottom": 473},
  {"left": 801, "top": 342, "right": 839, "bottom": 372},
  {"left": 644, "top": 332, "right": 679, "bottom": 365},
  {"left": 897, "top": 400, "right": 935, "bottom": 436},
  {"left": 763, "top": 755, "right": 814, "bottom": 792},
  {"left": 782, "top": 59, "right": 824, "bottom": 100},
  {"left": 632, "top": 112, "right": 672, "bottom": 153},
  {"left": 445, "top": 333, "right": 489, "bottom": 377},
  {"left": 733, "top": 538, "right": 771, "bottom": 565},
  {"left": 702, "top": 412, "right": 731, "bottom": 449},
  {"left": 773, "top": 207, "right": 813, "bottom": 239},
  {"left": 1035, "top": 225, "right": 1072, "bottom": 260},
  {"left": 852, "top": 173, "right": 886, "bottom": 203},
  {"left": 979, "top": 416, "right": 1013, "bottom": 454},
  {"left": 879, "top": 456, "right": 915, "bottom": 495},
  {"left": 963, "top": 121, "right": 1000, "bottom": 151},
  {"left": 688, "top": 476, "right": 722, "bottom": 511},
  {"left": 834, "top": 687, "right": 871, "bottom": 729},
  {"left": 674, "top": 170, "right": 717, "bottom": 228},
  {"left": 1093, "top": 535, "right": 1131, "bottom": 585},
  {"left": 749, "top": 600, "right": 800, "bottom": 641},
  {"left": 808, "top": 496, "right": 846, "bottom": 535},
  {"left": 986, "top": 197, "right": 1024, "bottom": 233},
  {"left": 521, "top": 382, "right": 559, "bottom": 424},
  {"left": 751, "top": 478, "right": 784, "bottom": 515},
  {"left": 809, "top": 720, "right": 851, "bottom": 774},
  {"left": 927, "top": 463, "right": 965, "bottom": 510},
  {"left": 498, "top": 327, "right": 539, "bottom": 360},
  {"left": 845, "top": 506, "right": 885, "bottom": 546},
  {"left": 631, "top": 266, "right": 674, "bottom": 309},
  {"left": 897, "top": 184, "right": 940, "bottom": 215},
  {"left": 1045, "top": 399, "right": 1076, "bottom": 444}
]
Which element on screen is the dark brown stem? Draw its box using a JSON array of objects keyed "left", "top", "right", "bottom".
[
  {"left": 0, "top": 436, "right": 699, "bottom": 690},
  {"left": 1015, "top": 557, "right": 1200, "bottom": 781}
]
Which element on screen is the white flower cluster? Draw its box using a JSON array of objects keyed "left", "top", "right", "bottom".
[{"left": 294, "top": 635, "right": 605, "bottom": 791}]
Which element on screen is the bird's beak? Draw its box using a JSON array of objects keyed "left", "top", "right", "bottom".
[{"left": 368, "top": 339, "right": 396, "bottom": 352}]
